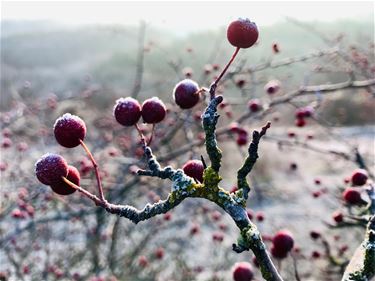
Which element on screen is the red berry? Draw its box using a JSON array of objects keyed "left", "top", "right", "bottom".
[
  {"left": 211, "top": 210, "right": 222, "bottom": 221},
  {"left": 312, "top": 191, "right": 321, "bottom": 198},
  {"left": 1, "top": 137, "right": 12, "bottom": 148},
  {"left": 35, "top": 153, "right": 68, "bottom": 185},
  {"left": 236, "top": 78, "right": 246, "bottom": 88},
  {"left": 50, "top": 165, "right": 80, "bottom": 195},
  {"left": 312, "top": 251, "right": 321, "bottom": 259},
  {"left": 314, "top": 178, "right": 321, "bottom": 185},
  {"left": 182, "top": 67, "right": 193, "bottom": 78},
  {"left": 272, "top": 43, "right": 280, "bottom": 53},
  {"left": 303, "top": 106, "right": 314, "bottom": 117},
  {"left": 173, "top": 79, "right": 200, "bottom": 109},
  {"left": 54, "top": 113, "right": 86, "bottom": 148},
  {"left": 264, "top": 80, "right": 280, "bottom": 94},
  {"left": 295, "top": 108, "right": 306, "bottom": 119},
  {"left": 271, "top": 245, "right": 288, "bottom": 259},
  {"left": 212, "top": 232, "right": 224, "bottom": 242},
  {"left": 2, "top": 128, "right": 12, "bottom": 137},
  {"left": 351, "top": 169, "right": 368, "bottom": 186},
  {"left": 113, "top": 97, "right": 142, "bottom": 126},
  {"left": 287, "top": 129, "right": 296, "bottom": 138},
  {"left": 182, "top": 160, "right": 204, "bottom": 183},
  {"left": 310, "top": 231, "right": 321, "bottom": 240},
  {"left": 236, "top": 132, "right": 248, "bottom": 146},
  {"left": 295, "top": 117, "right": 306, "bottom": 127},
  {"left": 332, "top": 211, "right": 343, "bottom": 223},
  {"left": 155, "top": 247, "right": 164, "bottom": 259},
  {"left": 248, "top": 99, "right": 262, "bottom": 112},
  {"left": 138, "top": 256, "right": 148, "bottom": 267},
  {"left": 342, "top": 187, "right": 363, "bottom": 205},
  {"left": 230, "top": 122, "right": 240, "bottom": 133},
  {"left": 163, "top": 212, "right": 172, "bottom": 221},
  {"left": 290, "top": 162, "right": 298, "bottom": 170},
  {"left": 272, "top": 230, "right": 294, "bottom": 253},
  {"left": 190, "top": 223, "right": 200, "bottom": 235},
  {"left": 227, "top": 18, "right": 259, "bottom": 49},
  {"left": 256, "top": 211, "right": 265, "bottom": 222},
  {"left": 141, "top": 97, "right": 166, "bottom": 124},
  {"left": 232, "top": 262, "right": 254, "bottom": 281}
]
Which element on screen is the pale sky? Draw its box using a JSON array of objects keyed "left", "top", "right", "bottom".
[{"left": 1, "top": 1, "right": 374, "bottom": 33}]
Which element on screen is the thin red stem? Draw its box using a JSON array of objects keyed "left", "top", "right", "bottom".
[
  {"left": 147, "top": 124, "right": 155, "bottom": 146},
  {"left": 79, "top": 140, "right": 106, "bottom": 202},
  {"left": 134, "top": 124, "right": 147, "bottom": 147},
  {"left": 210, "top": 47, "right": 240, "bottom": 99},
  {"left": 62, "top": 177, "right": 104, "bottom": 207}
]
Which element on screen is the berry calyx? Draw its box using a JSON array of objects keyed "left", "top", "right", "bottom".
[
  {"left": 232, "top": 262, "right": 254, "bottom": 281},
  {"left": 227, "top": 18, "right": 259, "bottom": 49},
  {"left": 54, "top": 113, "right": 86, "bottom": 148},
  {"left": 35, "top": 153, "right": 68, "bottom": 185},
  {"left": 182, "top": 160, "right": 204, "bottom": 183},
  {"left": 141, "top": 97, "right": 167, "bottom": 124},
  {"left": 272, "top": 230, "right": 294, "bottom": 254},
  {"left": 50, "top": 165, "right": 80, "bottom": 195},
  {"left": 351, "top": 169, "right": 368, "bottom": 186},
  {"left": 173, "top": 79, "right": 200, "bottom": 109},
  {"left": 113, "top": 97, "right": 142, "bottom": 126},
  {"left": 342, "top": 187, "right": 363, "bottom": 205}
]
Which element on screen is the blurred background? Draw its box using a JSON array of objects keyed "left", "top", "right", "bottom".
[{"left": 1, "top": 1, "right": 374, "bottom": 281}]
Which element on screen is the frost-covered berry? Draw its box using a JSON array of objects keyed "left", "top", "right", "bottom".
[
  {"left": 182, "top": 160, "right": 204, "bottom": 183},
  {"left": 232, "top": 262, "right": 254, "bottom": 281},
  {"left": 351, "top": 169, "right": 368, "bottom": 186},
  {"left": 113, "top": 97, "right": 142, "bottom": 126},
  {"left": 227, "top": 18, "right": 259, "bottom": 49},
  {"left": 50, "top": 165, "right": 80, "bottom": 195},
  {"left": 141, "top": 97, "right": 167, "bottom": 124},
  {"left": 342, "top": 187, "right": 363, "bottom": 205},
  {"left": 173, "top": 79, "right": 200, "bottom": 109},
  {"left": 35, "top": 153, "right": 68, "bottom": 185},
  {"left": 272, "top": 230, "right": 294, "bottom": 253},
  {"left": 54, "top": 113, "right": 86, "bottom": 148}
]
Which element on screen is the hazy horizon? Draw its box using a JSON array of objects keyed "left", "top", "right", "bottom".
[{"left": 2, "top": 1, "right": 374, "bottom": 35}]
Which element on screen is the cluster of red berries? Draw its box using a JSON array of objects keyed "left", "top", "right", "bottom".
[
  {"left": 35, "top": 113, "right": 86, "bottom": 195},
  {"left": 294, "top": 106, "right": 314, "bottom": 127},
  {"left": 341, "top": 169, "right": 368, "bottom": 205},
  {"left": 114, "top": 97, "right": 166, "bottom": 126},
  {"left": 230, "top": 123, "right": 249, "bottom": 146}
]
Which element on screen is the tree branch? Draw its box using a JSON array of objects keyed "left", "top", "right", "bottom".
[
  {"left": 341, "top": 216, "right": 375, "bottom": 281},
  {"left": 202, "top": 95, "right": 224, "bottom": 173},
  {"left": 237, "top": 122, "right": 271, "bottom": 202}
]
